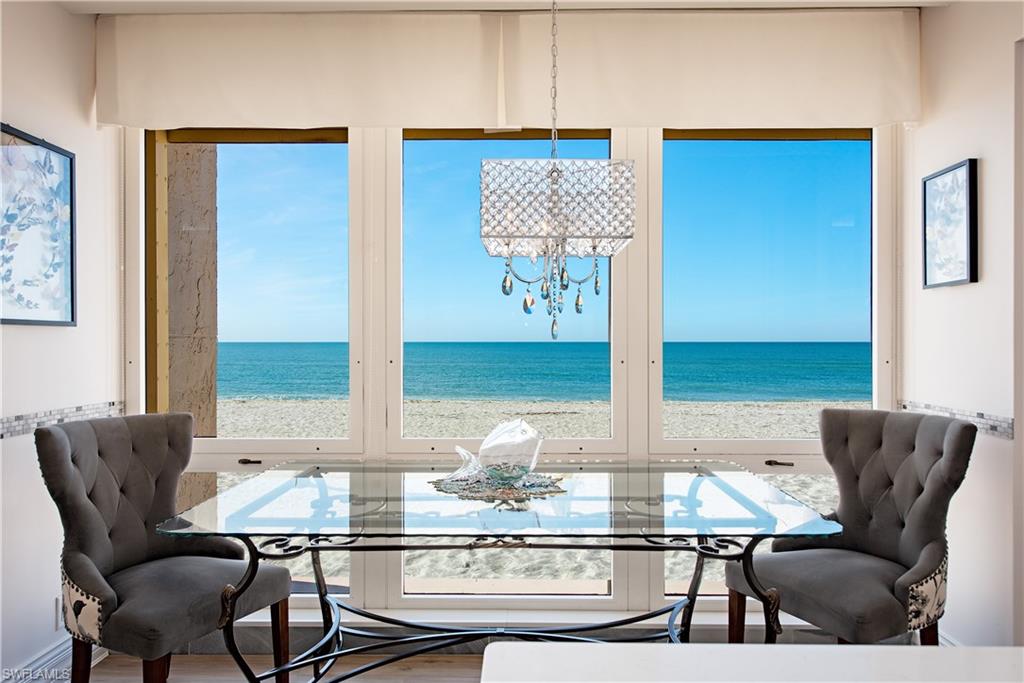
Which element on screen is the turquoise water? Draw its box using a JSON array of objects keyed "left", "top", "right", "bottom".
[{"left": 217, "top": 341, "right": 870, "bottom": 402}]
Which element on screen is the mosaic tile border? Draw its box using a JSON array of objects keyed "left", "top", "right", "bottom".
[
  {"left": 0, "top": 401, "right": 124, "bottom": 440},
  {"left": 899, "top": 400, "right": 1013, "bottom": 440}
]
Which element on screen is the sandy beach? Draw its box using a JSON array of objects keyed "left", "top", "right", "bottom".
[
  {"left": 218, "top": 398, "right": 869, "bottom": 440},
  {"left": 215, "top": 398, "right": 852, "bottom": 593}
]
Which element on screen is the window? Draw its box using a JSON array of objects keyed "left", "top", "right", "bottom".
[
  {"left": 658, "top": 131, "right": 870, "bottom": 596},
  {"left": 660, "top": 133, "right": 872, "bottom": 441},
  {"left": 148, "top": 130, "right": 354, "bottom": 595},
  {"left": 139, "top": 127, "right": 887, "bottom": 610},
  {"left": 395, "top": 131, "right": 617, "bottom": 599},
  {"left": 400, "top": 133, "right": 613, "bottom": 440},
  {"left": 149, "top": 131, "right": 351, "bottom": 441}
]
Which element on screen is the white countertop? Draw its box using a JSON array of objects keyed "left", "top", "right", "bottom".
[{"left": 481, "top": 642, "right": 1024, "bottom": 682}]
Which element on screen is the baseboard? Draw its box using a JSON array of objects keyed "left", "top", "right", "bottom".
[{"left": 10, "top": 637, "right": 108, "bottom": 681}]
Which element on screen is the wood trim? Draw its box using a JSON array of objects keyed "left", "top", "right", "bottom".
[
  {"left": 144, "top": 131, "right": 170, "bottom": 413},
  {"left": 70, "top": 639, "right": 92, "bottom": 683},
  {"left": 403, "top": 128, "right": 610, "bottom": 141},
  {"left": 727, "top": 589, "right": 746, "bottom": 644},
  {"left": 271, "top": 599, "right": 290, "bottom": 683},
  {"left": 165, "top": 128, "right": 349, "bottom": 144},
  {"left": 663, "top": 128, "right": 872, "bottom": 141}
]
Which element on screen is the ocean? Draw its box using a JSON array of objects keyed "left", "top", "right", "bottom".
[{"left": 217, "top": 341, "right": 871, "bottom": 402}]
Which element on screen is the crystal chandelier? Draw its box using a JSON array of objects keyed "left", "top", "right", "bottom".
[{"left": 480, "top": 0, "right": 635, "bottom": 340}]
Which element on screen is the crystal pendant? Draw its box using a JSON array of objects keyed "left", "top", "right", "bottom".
[
  {"left": 594, "top": 274, "right": 601, "bottom": 295},
  {"left": 551, "top": 318, "right": 559, "bottom": 340},
  {"left": 560, "top": 268, "right": 570, "bottom": 290},
  {"left": 502, "top": 274, "right": 513, "bottom": 296},
  {"left": 546, "top": 297, "right": 554, "bottom": 316},
  {"left": 522, "top": 290, "right": 535, "bottom": 314},
  {"left": 575, "top": 289, "right": 584, "bottom": 314},
  {"left": 557, "top": 292, "right": 564, "bottom": 313},
  {"left": 540, "top": 280, "right": 550, "bottom": 300}
]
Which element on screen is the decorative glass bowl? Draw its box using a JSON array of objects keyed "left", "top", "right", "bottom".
[{"left": 476, "top": 419, "right": 543, "bottom": 485}]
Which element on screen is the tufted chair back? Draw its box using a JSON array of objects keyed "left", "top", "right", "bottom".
[
  {"left": 36, "top": 413, "right": 196, "bottom": 579},
  {"left": 819, "top": 409, "right": 976, "bottom": 569}
]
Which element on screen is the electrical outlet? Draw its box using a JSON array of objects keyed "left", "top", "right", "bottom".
[{"left": 54, "top": 596, "right": 62, "bottom": 632}]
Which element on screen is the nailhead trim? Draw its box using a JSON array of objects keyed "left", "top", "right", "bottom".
[{"left": 60, "top": 563, "right": 103, "bottom": 645}]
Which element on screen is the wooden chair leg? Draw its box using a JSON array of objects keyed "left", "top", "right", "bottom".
[
  {"left": 920, "top": 621, "right": 939, "bottom": 646},
  {"left": 142, "top": 654, "right": 171, "bottom": 683},
  {"left": 271, "top": 598, "right": 290, "bottom": 683},
  {"left": 70, "top": 638, "right": 92, "bottom": 683},
  {"left": 728, "top": 589, "right": 746, "bottom": 643}
]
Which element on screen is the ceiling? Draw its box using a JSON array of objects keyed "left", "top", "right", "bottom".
[{"left": 58, "top": 0, "right": 942, "bottom": 14}]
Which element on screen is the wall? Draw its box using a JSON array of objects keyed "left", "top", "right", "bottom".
[
  {"left": 899, "top": 1, "right": 1023, "bottom": 646},
  {"left": 0, "top": 1, "right": 123, "bottom": 671}
]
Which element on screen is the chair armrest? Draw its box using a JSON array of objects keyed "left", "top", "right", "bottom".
[
  {"left": 895, "top": 539, "right": 948, "bottom": 630},
  {"left": 61, "top": 550, "right": 117, "bottom": 644},
  {"left": 771, "top": 511, "right": 844, "bottom": 553}
]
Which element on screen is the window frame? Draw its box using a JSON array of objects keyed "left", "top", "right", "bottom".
[
  {"left": 385, "top": 128, "right": 629, "bottom": 455},
  {"left": 646, "top": 127, "right": 895, "bottom": 604},
  {"left": 648, "top": 128, "right": 887, "bottom": 458},
  {"left": 132, "top": 125, "right": 897, "bottom": 612},
  {"left": 143, "top": 128, "right": 365, "bottom": 461}
]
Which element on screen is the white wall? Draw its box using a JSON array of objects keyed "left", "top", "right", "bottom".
[
  {"left": 899, "top": 1, "right": 1024, "bottom": 646},
  {"left": 0, "top": 1, "right": 123, "bottom": 670}
]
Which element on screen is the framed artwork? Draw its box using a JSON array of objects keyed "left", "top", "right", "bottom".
[
  {"left": 1, "top": 123, "right": 76, "bottom": 325},
  {"left": 922, "top": 158, "right": 977, "bottom": 289}
]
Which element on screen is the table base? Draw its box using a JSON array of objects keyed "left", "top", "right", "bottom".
[{"left": 219, "top": 536, "right": 782, "bottom": 683}]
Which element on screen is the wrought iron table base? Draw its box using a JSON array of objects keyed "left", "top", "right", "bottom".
[{"left": 220, "top": 535, "right": 783, "bottom": 683}]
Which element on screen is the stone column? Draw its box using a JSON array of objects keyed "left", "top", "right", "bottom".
[{"left": 167, "top": 144, "right": 218, "bottom": 510}]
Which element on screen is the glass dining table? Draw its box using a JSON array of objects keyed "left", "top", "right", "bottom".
[{"left": 158, "top": 459, "right": 841, "bottom": 683}]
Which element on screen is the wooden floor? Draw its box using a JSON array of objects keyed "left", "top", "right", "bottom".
[{"left": 91, "top": 654, "right": 482, "bottom": 682}]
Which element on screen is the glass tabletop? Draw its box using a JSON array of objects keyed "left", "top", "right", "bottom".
[{"left": 158, "top": 459, "right": 841, "bottom": 541}]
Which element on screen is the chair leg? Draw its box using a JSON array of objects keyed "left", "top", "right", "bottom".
[
  {"left": 920, "top": 621, "right": 939, "bottom": 646},
  {"left": 142, "top": 654, "right": 171, "bottom": 683},
  {"left": 70, "top": 638, "right": 92, "bottom": 683},
  {"left": 271, "top": 598, "right": 290, "bottom": 683},
  {"left": 728, "top": 589, "right": 746, "bottom": 643}
]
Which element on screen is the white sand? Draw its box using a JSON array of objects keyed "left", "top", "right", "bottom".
[
  {"left": 217, "top": 399, "right": 349, "bottom": 438},
  {"left": 216, "top": 398, "right": 856, "bottom": 592},
  {"left": 218, "top": 398, "right": 870, "bottom": 440}
]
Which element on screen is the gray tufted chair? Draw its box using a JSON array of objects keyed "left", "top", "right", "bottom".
[
  {"left": 35, "top": 413, "right": 291, "bottom": 683},
  {"left": 725, "top": 409, "right": 976, "bottom": 645}
]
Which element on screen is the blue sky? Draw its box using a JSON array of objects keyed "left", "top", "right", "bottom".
[
  {"left": 217, "top": 138, "right": 870, "bottom": 343},
  {"left": 217, "top": 143, "right": 349, "bottom": 342},
  {"left": 663, "top": 139, "right": 871, "bottom": 342}
]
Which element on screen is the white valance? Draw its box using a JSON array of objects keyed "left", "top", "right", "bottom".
[{"left": 96, "top": 9, "right": 920, "bottom": 129}]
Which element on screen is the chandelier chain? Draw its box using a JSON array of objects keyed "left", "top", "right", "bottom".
[
  {"left": 550, "top": 0, "right": 559, "bottom": 159},
  {"left": 481, "top": 0, "right": 635, "bottom": 339}
]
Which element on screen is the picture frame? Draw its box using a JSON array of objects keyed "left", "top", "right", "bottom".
[
  {"left": 1, "top": 123, "right": 76, "bottom": 325},
  {"left": 922, "top": 158, "right": 978, "bottom": 289}
]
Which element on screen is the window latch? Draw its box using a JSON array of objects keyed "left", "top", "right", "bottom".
[
  {"left": 238, "top": 458, "right": 263, "bottom": 465},
  {"left": 764, "top": 459, "right": 795, "bottom": 467}
]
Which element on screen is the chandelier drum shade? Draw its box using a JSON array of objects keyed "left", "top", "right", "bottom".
[
  {"left": 480, "top": 157, "right": 636, "bottom": 259},
  {"left": 480, "top": 0, "right": 636, "bottom": 339}
]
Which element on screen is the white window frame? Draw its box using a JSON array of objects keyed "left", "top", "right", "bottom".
[
  {"left": 647, "top": 128, "right": 895, "bottom": 461},
  {"left": 645, "top": 126, "right": 897, "bottom": 605},
  {"left": 173, "top": 130, "right": 366, "bottom": 464},
  {"left": 125, "top": 124, "right": 896, "bottom": 614}
]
